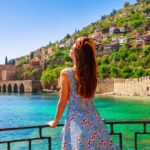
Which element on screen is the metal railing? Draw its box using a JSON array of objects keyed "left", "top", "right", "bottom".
[
  {"left": 105, "top": 120, "right": 150, "bottom": 150},
  {"left": 0, "top": 120, "right": 150, "bottom": 150}
]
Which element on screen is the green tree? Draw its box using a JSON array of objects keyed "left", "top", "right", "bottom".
[
  {"left": 101, "top": 15, "right": 107, "bottom": 20},
  {"left": 110, "top": 9, "right": 117, "bottom": 16},
  {"left": 9, "top": 59, "right": 15, "bottom": 65},
  {"left": 143, "top": 45, "right": 150, "bottom": 56},
  {"left": 145, "top": 53, "right": 150, "bottom": 68},
  {"left": 121, "top": 66, "right": 133, "bottom": 78},
  {"left": 124, "top": 2, "right": 130, "bottom": 8},
  {"left": 40, "top": 69, "right": 57, "bottom": 88},
  {"left": 110, "top": 66, "right": 121, "bottom": 77},
  {"left": 53, "top": 66, "right": 65, "bottom": 78},
  {"left": 30, "top": 52, "right": 34, "bottom": 59},
  {"left": 126, "top": 53, "right": 137, "bottom": 62},
  {"left": 145, "top": 68, "right": 150, "bottom": 76},
  {"left": 64, "top": 61, "right": 73, "bottom": 67},
  {"left": 65, "top": 34, "right": 71, "bottom": 39},
  {"left": 102, "top": 55, "right": 109, "bottom": 64},
  {"left": 96, "top": 57, "right": 102, "bottom": 66},
  {"left": 5, "top": 56, "right": 8, "bottom": 65},
  {"left": 18, "top": 57, "right": 30, "bottom": 67},
  {"left": 12, "top": 59, "right": 15, "bottom": 65},
  {"left": 98, "top": 64, "right": 110, "bottom": 78},
  {"left": 132, "top": 68, "right": 145, "bottom": 78}
]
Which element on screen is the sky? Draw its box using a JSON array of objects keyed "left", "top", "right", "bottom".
[{"left": 0, "top": 0, "right": 136, "bottom": 64}]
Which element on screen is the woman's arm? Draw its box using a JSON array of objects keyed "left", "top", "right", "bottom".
[
  {"left": 54, "top": 69, "right": 69, "bottom": 122},
  {"left": 47, "top": 69, "right": 69, "bottom": 128}
]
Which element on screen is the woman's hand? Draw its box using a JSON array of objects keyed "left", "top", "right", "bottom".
[{"left": 46, "top": 119, "right": 58, "bottom": 128}]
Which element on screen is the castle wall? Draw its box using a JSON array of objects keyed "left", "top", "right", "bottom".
[
  {"left": 95, "top": 78, "right": 114, "bottom": 94},
  {"left": 113, "top": 76, "right": 150, "bottom": 96},
  {"left": 96, "top": 76, "right": 150, "bottom": 96},
  {"left": 0, "top": 65, "right": 16, "bottom": 81}
]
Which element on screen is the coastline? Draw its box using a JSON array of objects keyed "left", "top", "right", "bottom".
[
  {"left": 52, "top": 91, "right": 150, "bottom": 101},
  {"left": 95, "top": 93, "right": 150, "bottom": 101}
]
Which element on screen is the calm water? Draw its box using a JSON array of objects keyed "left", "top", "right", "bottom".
[{"left": 0, "top": 93, "right": 150, "bottom": 150}]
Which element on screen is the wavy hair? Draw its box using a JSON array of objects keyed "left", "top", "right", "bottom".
[{"left": 72, "top": 37, "right": 98, "bottom": 100}]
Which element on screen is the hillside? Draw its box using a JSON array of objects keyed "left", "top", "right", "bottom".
[{"left": 8, "top": 0, "right": 150, "bottom": 88}]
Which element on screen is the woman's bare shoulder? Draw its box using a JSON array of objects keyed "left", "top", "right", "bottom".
[
  {"left": 60, "top": 67, "right": 71, "bottom": 80},
  {"left": 60, "top": 68, "right": 71, "bottom": 86},
  {"left": 60, "top": 67, "right": 71, "bottom": 74}
]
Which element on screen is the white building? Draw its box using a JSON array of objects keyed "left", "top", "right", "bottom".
[{"left": 119, "top": 38, "right": 128, "bottom": 44}]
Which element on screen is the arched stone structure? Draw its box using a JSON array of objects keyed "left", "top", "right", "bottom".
[
  {"left": 0, "top": 80, "right": 41, "bottom": 93},
  {"left": 8, "top": 84, "right": 12, "bottom": 92},
  {"left": 20, "top": 83, "right": 24, "bottom": 93},
  {"left": 2, "top": 84, "right": 6, "bottom": 92},
  {"left": 13, "top": 84, "right": 18, "bottom": 93}
]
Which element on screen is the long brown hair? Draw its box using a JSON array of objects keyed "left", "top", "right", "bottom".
[{"left": 73, "top": 37, "right": 98, "bottom": 100}]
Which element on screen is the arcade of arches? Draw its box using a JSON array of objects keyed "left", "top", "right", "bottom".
[
  {"left": 0, "top": 65, "right": 41, "bottom": 93},
  {"left": 0, "top": 80, "right": 41, "bottom": 93}
]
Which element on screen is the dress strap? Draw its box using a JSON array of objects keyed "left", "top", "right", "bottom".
[{"left": 67, "top": 67, "right": 77, "bottom": 91}]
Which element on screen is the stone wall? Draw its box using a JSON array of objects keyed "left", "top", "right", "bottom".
[
  {"left": 96, "top": 78, "right": 114, "bottom": 94},
  {"left": 0, "top": 65, "right": 16, "bottom": 81},
  {"left": 113, "top": 76, "right": 150, "bottom": 96},
  {"left": 96, "top": 76, "right": 150, "bottom": 96},
  {"left": 0, "top": 80, "right": 41, "bottom": 93}
]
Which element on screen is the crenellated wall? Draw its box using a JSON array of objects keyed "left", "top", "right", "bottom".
[
  {"left": 96, "top": 78, "right": 114, "bottom": 94},
  {"left": 96, "top": 76, "right": 150, "bottom": 96}
]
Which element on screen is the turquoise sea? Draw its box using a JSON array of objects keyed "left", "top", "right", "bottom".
[{"left": 0, "top": 93, "right": 150, "bottom": 150}]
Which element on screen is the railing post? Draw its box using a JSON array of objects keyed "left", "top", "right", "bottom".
[
  {"left": 29, "top": 139, "right": 31, "bottom": 150},
  {"left": 135, "top": 133, "right": 138, "bottom": 150},
  {"left": 48, "top": 137, "right": 51, "bottom": 150},
  {"left": 119, "top": 133, "right": 123, "bottom": 150},
  {"left": 39, "top": 127, "right": 42, "bottom": 138},
  {"left": 7, "top": 142, "right": 10, "bottom": 150}
]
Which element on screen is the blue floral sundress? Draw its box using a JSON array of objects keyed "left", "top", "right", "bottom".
[{"left": 61, "top": 67, "right": 120, "bottom": 150}]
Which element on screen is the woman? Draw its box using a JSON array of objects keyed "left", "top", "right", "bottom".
[{"left": 47, "top": 37, "right": 120, "bottom": 149}]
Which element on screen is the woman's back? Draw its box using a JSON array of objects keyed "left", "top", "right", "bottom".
[
  {"left": 67, "top": 67, "right": 94, "bottom": 110},
  {"left": 61, "top": 67, "right": 120, "bottom": 150}
]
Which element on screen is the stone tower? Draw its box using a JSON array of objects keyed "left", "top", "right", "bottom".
[{"left": 0, "top": 65, "right": 16, "bottom": 81}]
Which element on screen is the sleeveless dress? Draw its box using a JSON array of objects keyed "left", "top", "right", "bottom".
[{"left": 60, "top": 67, "right": 120, "bottom": 150}]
